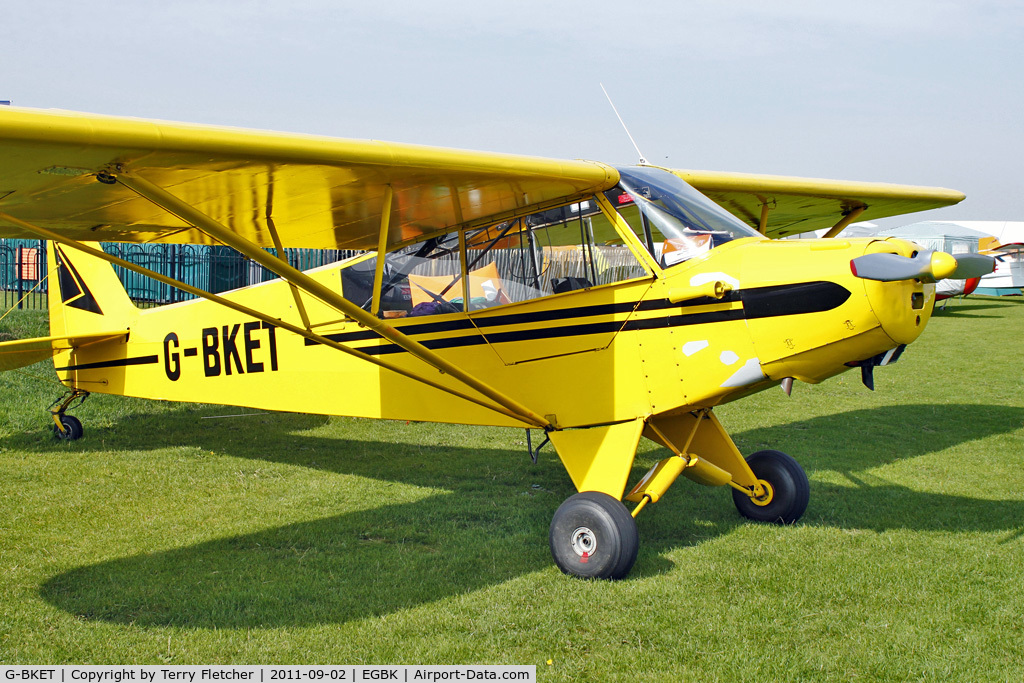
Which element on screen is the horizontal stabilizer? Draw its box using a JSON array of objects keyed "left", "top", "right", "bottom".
[{"left": 0, "top": 331, "right": 127, "bottom": 371}]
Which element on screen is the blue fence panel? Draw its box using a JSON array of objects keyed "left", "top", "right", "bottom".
[
  {"left": 0, "top": 240, "right": 48, "bottom": 310},
  {"left": 1, "top": 238, "right": 362, "bottom": 310}
]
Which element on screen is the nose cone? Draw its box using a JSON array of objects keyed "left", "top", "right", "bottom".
[{"left": 861, "top": 239, "right": 934, "bottom": 345}]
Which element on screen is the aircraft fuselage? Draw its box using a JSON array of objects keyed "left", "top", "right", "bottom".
[{"left": 51, "top": 234, "right": 932, "bottom": 430}]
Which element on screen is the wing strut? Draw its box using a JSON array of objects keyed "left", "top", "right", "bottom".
[
  {"left": 0, "top": 211, "right": 541, "bottom": 426},
  {"left": 265, "top": 177, "right": 312, "bottom": 331},
  {"left": 109, "top": 171, "right": 555, "bottom": 430},
  {"left": 370, "top": 185, "right": 394, "bottom": 317},
  {"left": 822, "top": 206, "right": 866, "bottom": 239},
  {"left": 757, "top": 201, "right": 771, "bottom": 234}
]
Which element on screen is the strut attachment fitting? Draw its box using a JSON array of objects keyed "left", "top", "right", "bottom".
[{"left": 526, "top": 429, "right": 550, "bottom": 464}]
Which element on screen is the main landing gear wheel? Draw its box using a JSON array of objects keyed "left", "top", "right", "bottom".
[
  {"left": 732, "top": 449, "right": 809, "bottom": 524},
  {"left": 53, "top": 414, "right": 84, "bottom": 441},
  {"left": 549, "top": 491, "right": 638, "bottom": 580}
]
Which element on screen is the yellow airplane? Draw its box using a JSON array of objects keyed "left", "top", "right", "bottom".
[{"left": 0, "top": 107, "right": 993, "bottom": 579}]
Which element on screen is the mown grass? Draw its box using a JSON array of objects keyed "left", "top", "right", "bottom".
[
  {"left": 1, "top": 297, "right": 1022, "bottom": 680},
  {"left": 0, "top": 291, "right": 47, "bottom": 317}
]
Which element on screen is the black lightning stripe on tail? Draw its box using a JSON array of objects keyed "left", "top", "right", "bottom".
[{"left": 55, "top": 246, "right": 103, "bottom": 315}]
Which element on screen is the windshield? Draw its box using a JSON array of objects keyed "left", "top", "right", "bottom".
[{"left": 608, "top": 166, "right": 763, "bottom": 267}]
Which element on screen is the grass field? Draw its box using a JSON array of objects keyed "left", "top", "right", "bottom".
[{"left": 1, "top": 298, "right": 1022, "bottom": 680}]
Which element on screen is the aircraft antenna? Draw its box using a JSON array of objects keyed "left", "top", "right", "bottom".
[{"left": 600, "top": 83, "right": 648, "bottom": 165}]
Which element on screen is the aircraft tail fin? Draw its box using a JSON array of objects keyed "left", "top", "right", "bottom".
[
  {"left": 0, "top": 242, "right": 135, "bottom": 372},
  {"left": 47, "top": 241, "right": 137, "bottom": 338}
]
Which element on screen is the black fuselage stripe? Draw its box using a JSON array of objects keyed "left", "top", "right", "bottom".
[
  {"left": 342, "top": 281, "right": 846, "bottom": 357},
  {"left": 304, "top": 301, "right": 640, "bottom": 346},
  {"left": 56, "top": 355, "right": 159, "bottom": 372},
  {"left": 303, "top": 296, "right": 715, "bottom": 347},
  {"left": 60, "top": 281, "right": 851, "bottom": 367},
  {"left": 307, "top": 282, "right": 830, "bottom": 347},
  {"left": 624, "top": 309, "right": 747, "bottom": 331},
  {"left": 740, "top": 281, "right": 851, "bottom": 319},
  {"left": 406, "top": 319, "right": 629, "bottom": 354},
  {"left": 358, "top": 308, "right": 750, "bottom": 356}
]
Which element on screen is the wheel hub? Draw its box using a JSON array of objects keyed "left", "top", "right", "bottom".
[
  {"left": 570, "top": 526, "right": 597, "bottom": 556},
  {"left": 751, "top": 479, "right": 775, "bottom": 507}
]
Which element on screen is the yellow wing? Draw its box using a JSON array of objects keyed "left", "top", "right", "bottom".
[
  {"left": 0, "top": 107, "right": 617, "bottom": 251},
  {"left": 0, "top": 107, "right": 963, "bottom": 249},
  {"left": 673, "top": 169, "right": 965, "bottom": 238}
]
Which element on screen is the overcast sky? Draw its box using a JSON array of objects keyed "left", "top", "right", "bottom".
[{"left": 4, "top": 1, "right": 1021, "bottom": 226}]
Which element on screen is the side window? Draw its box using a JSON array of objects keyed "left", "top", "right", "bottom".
[
  {"left": 341, "top": 233, "right": 464, "bottom": 318},
  {"left": 339, "top": 197, "right": 649, "bottom": 318},
  {"left": 464, "top": 198, "right": 647, "bottom": 308},
  {"left": 397, "top": 234, "right": 465, "bottom": 316}
]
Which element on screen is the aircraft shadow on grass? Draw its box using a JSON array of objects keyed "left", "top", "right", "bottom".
[
  {"left": 36, "top": 403, "right": 1024, "bottom": 628},
  {"left": 933, "top": 310, "right": 1001, "bottom": 319},
  {"left": 934, "top": 299, "right": 1024, "bottom": 317}
]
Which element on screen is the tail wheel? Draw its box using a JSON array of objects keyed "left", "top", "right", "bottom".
[
  {"left": 53, "top": 415, "right": 84, "bottom": 441},
  {"left": 549, "top": 491, "right": 638, "bottom": 580},
  {"left": 732, "top": 449, "right": 809, "bottom": 524}
]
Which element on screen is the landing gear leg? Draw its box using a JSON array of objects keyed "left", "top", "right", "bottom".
[
  {"left": 641, "top": 411, "right": 811, "bottom": 524},
  {"left": 49, "top": 389, "right": 89, "bottom": 441}
]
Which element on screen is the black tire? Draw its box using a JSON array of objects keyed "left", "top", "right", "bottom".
[
  {"left": 549, "top": 491, "right": 639, "bottom": 580},
  {"left": 732, "top": 449, "right": 809, "bottom": 524},
  {"left": 53, "top": 415, "right": 84, "bottom": 441}
]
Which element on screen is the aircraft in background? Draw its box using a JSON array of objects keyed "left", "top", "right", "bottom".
[
  {"left": 936, "top": 276, "right": 982, "bottom": 301},
  {"left": 0, "top": 107, "right": 992, "bottom": 579},
  {"left": 980, "top": 241, "right": 1024, "bottom": 294}
]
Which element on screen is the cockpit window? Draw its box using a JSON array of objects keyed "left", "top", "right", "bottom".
[
  {"left": 606, "top": 166, "right": 763, "bottom": 267},
  {"left": 340, "top": 195, "right": 649, "bottom": 319}
]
